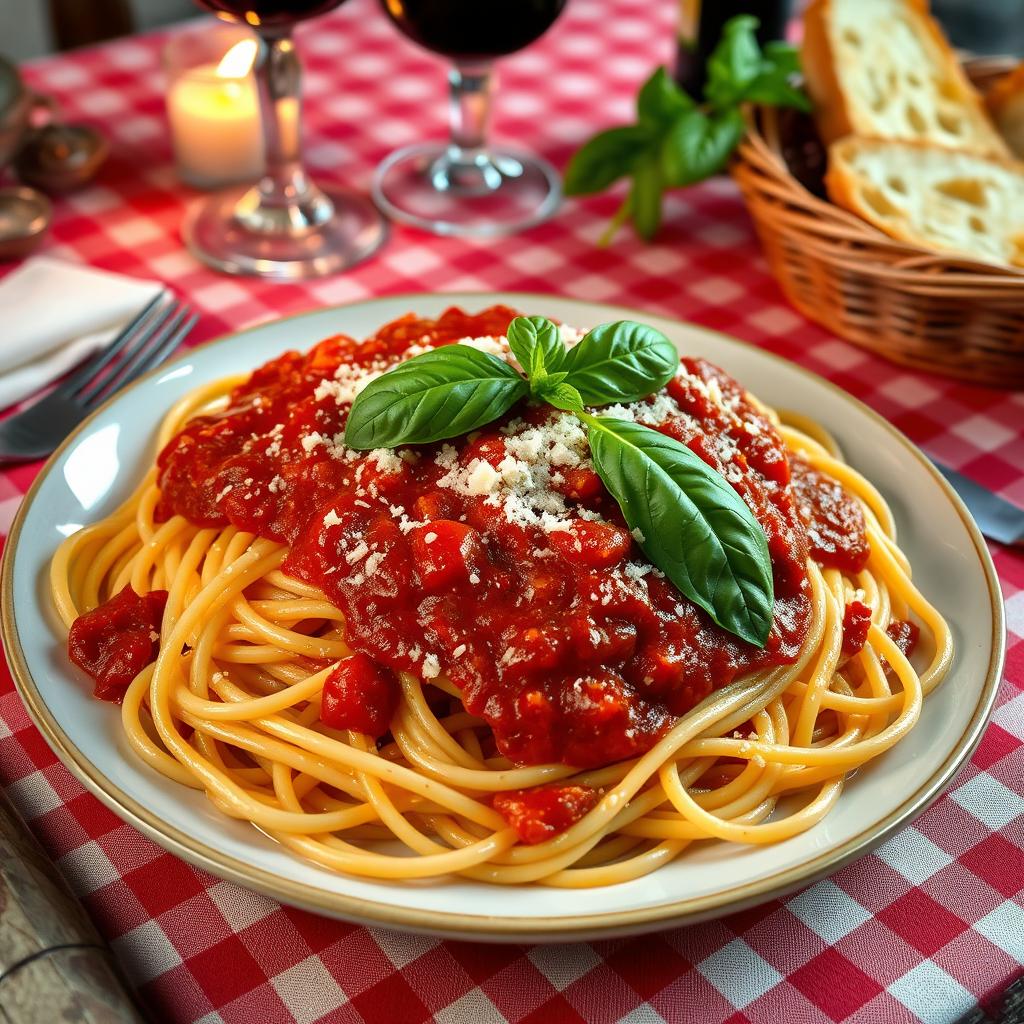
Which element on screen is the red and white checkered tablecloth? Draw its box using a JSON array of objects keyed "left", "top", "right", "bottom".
[{"left": 1, "top": 1, "right": 1022, "bottom": 1021}]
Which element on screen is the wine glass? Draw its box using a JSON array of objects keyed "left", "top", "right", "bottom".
[
  {"left": 184, "top": 1, "right": 387, "bottom": 279},
  {"left": 373, "top": 0, "right": 567, "bottom": 237}
]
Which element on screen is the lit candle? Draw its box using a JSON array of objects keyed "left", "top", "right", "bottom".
[{"left": 167, "top": 39, "right": 264, "bottom": 190}]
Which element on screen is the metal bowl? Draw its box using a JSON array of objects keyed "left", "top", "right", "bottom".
[{"left": 0, "top": 185, "right": 52, "bottom": 261}]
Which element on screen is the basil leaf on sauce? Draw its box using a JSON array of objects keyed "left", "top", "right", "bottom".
[
  {"left": 584, "top": 415, "right": 774, "bottom": 647},
  {"left": 344, "top": 346, "right": 528, "bottom": 450},
  {"left": 560, "top": 321, "right": 679, "bottom": 406},
  {"left": 507, "top": 315, "right": 566, "bottom": 386}
]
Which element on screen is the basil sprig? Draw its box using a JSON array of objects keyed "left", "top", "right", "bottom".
[
  {"left": 345, "top": 317, "right": 774, "bottom": 647},
  {"left": 564, "top": 15, "right": 810, "bottom": 244}
]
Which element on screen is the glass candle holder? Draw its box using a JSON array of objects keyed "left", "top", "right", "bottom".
[
  {"left": 164, "top": 22, "right": 267, "bottom": 190},
  {"left": 172, "top": 6, "right": 386, "bottom": 280}
]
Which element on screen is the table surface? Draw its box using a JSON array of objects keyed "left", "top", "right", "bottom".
[{"left": 1, "top": 1, "right": 1022, "bottom": 1022}]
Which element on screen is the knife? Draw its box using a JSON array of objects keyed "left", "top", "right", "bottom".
[{"left": 934, "top": 461, "right": 1024, "bottom": 547}]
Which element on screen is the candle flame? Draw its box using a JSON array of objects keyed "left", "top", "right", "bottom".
[{"left": 216, "top": 39, "right": 258, "bottom": 79}]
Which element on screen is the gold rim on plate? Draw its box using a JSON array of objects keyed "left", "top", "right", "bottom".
[{"left": 0, "top": 293, "right": 1006, "bottom": 940}]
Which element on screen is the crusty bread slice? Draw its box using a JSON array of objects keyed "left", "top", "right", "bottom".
[
  {"left": 802, "top": 0, "right": 1009, "bottom": 158},
  {"left": 825, "top": 136, "right": 1024, "bottom": 266},
  {"left": 986, "top": 62, "right": 1024, "bottom": 158}
]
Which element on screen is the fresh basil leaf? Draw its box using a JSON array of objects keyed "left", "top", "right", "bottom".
[
  {"left": 629, "top": 159, "right": 663, "bottom": 241},
  {"left": 661, "top": 107, "right": 745, "bottom": 187},
  {"left": 345, "top": 346, "right": 527, "bottom": 450},
  {"left": 538, "top": 381, "right": 585, "bottom": 414},
  {"left": 507, "top": 315, "right": 566, "bottom": 385},
  {"left": 585, "top": 416, "right": 774, "bottom": 646},
  {"left": 742, "top": 68, "right": 811, "bottom": 112},
  {"left": 560, "top": 321, "right": 678, "bottom": 406},
  {"left": 637, "top": 67, "right": 694, "bottom": 129},
  {"left": 563, "top": 125, "right": 652, "bottom": 196},
  {"left": 704, "top": 14, "right": 763, "bottom": 109},
  {"left": 763, "top": 40, "right": 800, "bottom": 78}
]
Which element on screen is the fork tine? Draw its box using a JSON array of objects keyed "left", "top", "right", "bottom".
[
  {"left": 57, "top": 291, "right": 168, "bottom": 399},
  {"left": 81, "top": 304, "right": 193, "bottom": 407},
  {"left": 119, "top": 312, "right": 197, "bottom": 385},
  {"left": 76, "top": 299, "right": 184, "bottom": 404}
]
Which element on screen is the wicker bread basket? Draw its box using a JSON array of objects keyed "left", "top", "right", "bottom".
[{"left": 731, "top": 58, "right": 1024, "bottom": 388}]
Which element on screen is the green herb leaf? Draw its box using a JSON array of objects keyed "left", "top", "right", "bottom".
[
  {"left": 629, "top": 159, "right": 663, "bottom": 241},
  {"left": 560, "top": 321, "right": 679, "bottom": 406},
  {"left": 741, "top": 66, "right": 812, "bottom": 111},
  {"left": 584, "top": 415, "right": 774, "bottom": 646},
  {"left": 563, "top": 125, "right": 652, "bottom": 196},
  {"left": 563, "top": 15, "right": 807, "bottom": 243},
  {"left": 704, "top": 19, "right": 809, "bottom": 112},
  {"left": 704, "top": 14, "right": 763, "bottom": 108},
  {"left": 507, "top": 315, "right": 566, "bottom": 387},
  {"left": 661, "top": 107, "right": 746, "bottom": 187},
  {"left": 763, "top": 40, "right": 800, "bottom": 77},
  {"left": 536, "top": 380, "right": 585, "bottom": 414},
  {"left": 344, "top": 346, "right": 527, "bottom": 450},
  {"left": 637, "top": 66, "right": 694, "bottom": 129}
]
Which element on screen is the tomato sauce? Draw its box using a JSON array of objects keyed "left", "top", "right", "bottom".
[
  {"left": 886, "top": 619, "right": 920, "bottom": 659},
  {"left": 320, "top": 653, "right": 400, "bottom": 738},
  {"left": 493, "top": 784, "right": 600, "bottom": 844},
  {"left": 790, "top": 457, "right": 870, "bottom": 574},
  {"left": 68, "top": 585, "right": 167, "bottom": 702},
  {"left": 148, "top": 307, "right": 871, "bottom": 769},
  {"left": 842, "top": 600, "right": 873, "bottom": 655}
]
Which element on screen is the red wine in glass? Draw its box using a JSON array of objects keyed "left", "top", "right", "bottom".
[
  {"left": 183, "top": 0, "right": 387, "bottom": 278},
  {"left": 195, "top": 0, "right": 345, "bottom": 26},
  {"left": 384, "top": 0, "right": 568, "bottom": 62},
  {"left": 373, "top": 0, "right": 568, "bottom": 236}
]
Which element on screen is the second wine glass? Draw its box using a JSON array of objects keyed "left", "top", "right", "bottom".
[{"left": 374, "top": 0, "right": 568, "bottom": 237}]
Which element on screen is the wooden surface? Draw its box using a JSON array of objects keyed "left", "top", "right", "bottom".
[{"left": 0, "top": 788, "right": 145, "bottom": 1024}]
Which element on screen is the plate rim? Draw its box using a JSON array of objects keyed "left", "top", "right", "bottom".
[{"left": 1, "top": 291, "right": 1006, "bottom": 940}]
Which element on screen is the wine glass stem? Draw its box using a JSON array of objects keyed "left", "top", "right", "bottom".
[
  {"left": 236, "top": 27, "right": 332, "bottom": 234},
  {"left": 448, "top": 62, "right": 493, "bottom": 155}
]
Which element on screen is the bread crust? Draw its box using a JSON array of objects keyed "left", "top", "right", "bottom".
[
  {"left": 801, "top": 0, "right": 856, "bottom": 146},
  {"left": 801, "top": 0, "right": 1008, "bottom": 158}
]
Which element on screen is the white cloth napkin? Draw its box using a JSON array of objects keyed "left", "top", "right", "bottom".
[{"left": 0, "top": 257, "right": 165, "bottom": 409}]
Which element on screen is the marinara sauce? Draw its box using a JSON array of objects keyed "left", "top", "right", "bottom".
[{"left": 151, "top": 307, "right": 871, "bottom": 769}]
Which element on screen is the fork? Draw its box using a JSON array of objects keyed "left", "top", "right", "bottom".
[{"left": 0, "top": 293, "right": 197, "bottom": 463}]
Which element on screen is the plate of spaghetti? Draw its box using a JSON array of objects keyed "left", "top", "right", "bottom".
[{"left": 1, "top": 294, "right": 1003, "bottom": 941}]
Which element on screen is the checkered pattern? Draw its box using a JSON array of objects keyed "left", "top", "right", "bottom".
[{"left": 1, "top": 1, "right": 1022, "bottom": 1021}]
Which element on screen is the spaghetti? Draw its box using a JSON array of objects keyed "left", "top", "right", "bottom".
[{"left": 50, "top": 308, "right": 953, "bottom": 886}]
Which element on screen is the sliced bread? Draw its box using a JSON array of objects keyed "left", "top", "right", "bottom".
[
  {"left": 825, "top": 136, "right": 1024, "bottom": 267},
  {"left": 802, "top": 0, "right": 1009, "bottom": 158}
]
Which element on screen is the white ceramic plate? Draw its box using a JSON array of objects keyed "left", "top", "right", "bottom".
[{"left": 2, "top": 294, "right": 1005, "bottom": 942}]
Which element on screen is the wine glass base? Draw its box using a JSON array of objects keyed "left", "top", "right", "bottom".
[
  {"left": 372, "top": 142, "right": 561, "bottom": 238},
  {"left": 183, "top": 184, "right": 388, "bottom": 280}
]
